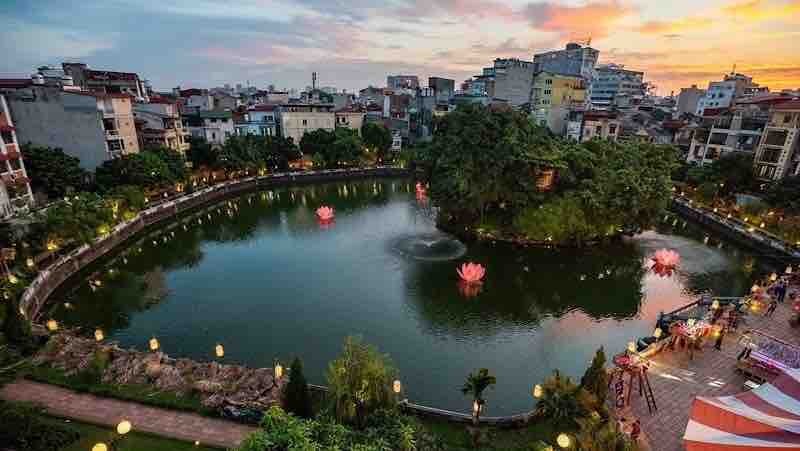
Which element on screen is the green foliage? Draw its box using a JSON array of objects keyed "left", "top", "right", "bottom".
[
  {"left": 767, "top": 175, "right": 800, "bottom": 214},
  {"left": 19, "top": 144, "right": 88, "bottom": 199},
  {"left": 3, "top": 297, "right": 34, "bottom": 353},
  {"left": 514, "top": 195, "right": 593, "bottom": 244},
  {"left": 95, "top": 150, "right": 177, "bottom": 191},
  {"left": 574, "top": 415, "right": 638, "bottom": 451},
  {"left": 326, "top": 336, "right": 398, "bottom": 427},
  {"left": 300, "top": 129, "right": 365, "bottom": 168},
  {"left": 216, "top": 135, "right": 297, "bottom": 172},
  {"left": 147, "top": 146, "right": 188, "bottom": 181},
  {"left": 686, "top": 153, "right": 756, "bottom": 196},
  {"left": 285, "top": 357, "right": 313, "bottom": 418},
  {"left": 187, "top": 136, "right": 218, "bottom": 168},
  {"left": 300, "top": 128, "right": 336, "bottom": 156},
  {"left": 361, "top": 122, "right": 393, "bottom": 160},
  {"left": 580, "top": 348, "right": 609, "bottom": 407},
  {"left": 535, "top": 371, "right": 598, "bottom": 429},
  {"left": 0, "top": 401, "right": 81, "bottom": 451},
  {"left": 461, "top": 368, "right": 496, "bottom": 406}
]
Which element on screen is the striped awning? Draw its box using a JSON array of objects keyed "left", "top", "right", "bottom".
[{"left": 684, "top": 368, "right": 800, "bottom": 450}]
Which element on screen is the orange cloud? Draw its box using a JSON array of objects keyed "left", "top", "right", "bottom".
[
  {"left": 724, "top": 0, "right": 800, "bottom": 22},
  {"left": 523, "top": 1, "right": 635, "bottom": 39},
  {"left": 637, "top": 17, "right": 712, "bottom": 35}
]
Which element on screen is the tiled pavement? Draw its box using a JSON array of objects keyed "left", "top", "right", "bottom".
[
  {"left": 627, "top": 297, "right": 799, "bottom": 451},
  {"left": 0, "top": 380, "right": 257, "bottom": 449}
]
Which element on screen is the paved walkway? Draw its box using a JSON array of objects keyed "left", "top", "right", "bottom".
[
  {"left": 628, "top": 295, "right": 799, "bottom": 451},
  {"left": 0, "top": 380, "right": 257, "bottom": 449}
]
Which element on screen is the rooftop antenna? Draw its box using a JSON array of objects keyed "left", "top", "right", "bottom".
[{"left": 312, "top": 72, "right": 317, "bottom": 90}]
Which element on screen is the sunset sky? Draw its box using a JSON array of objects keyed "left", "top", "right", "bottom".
[{"left": 2, "top": 0, "right": 799, "bottom": 95}]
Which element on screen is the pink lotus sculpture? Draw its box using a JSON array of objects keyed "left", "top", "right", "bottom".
[
  {"left": 458, "top": 280, "right": 483, "bottom": 298},
  {"left": 651, "top": 249, "right": 680, "bottom": 277},
  {"left": 316, "top": 206, "right": 335, "bottom": 222},
  {"left": 457, "top": 262, "right": 486, "bottom": 284}
]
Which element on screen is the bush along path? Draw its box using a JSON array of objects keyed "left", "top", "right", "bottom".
[{"left": 0, "top": 379, "right": 256, "bottom": 449}]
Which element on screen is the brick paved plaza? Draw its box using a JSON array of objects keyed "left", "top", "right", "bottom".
[{"left": 626, "top": 297, "right": 798, "bottom": 451}]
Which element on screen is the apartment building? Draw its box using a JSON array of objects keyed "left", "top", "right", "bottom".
[
  {"left": 530, "top": 71, "right": 586, "bottom": 135},
  {"left": 277, "top": 103, "right": 335, "bottom": 144},
  {"left": 696, "top": 73, "right": 759, "bottom": 116},
  {"left": 335, "top": 107, "right": 365, "bottom": 135},
  {"left": 234, "top": 104, "right": 277, "bottom": 137},
  {"left": 677, "top": 85, "right": 706, "bottom": 117},
  {"left": 62, "top": 62, "right": 149, "bottom": 101},
  {"left": 4, "top": 83, "right": 139, "bottom": 169},
  {"left": 133, "top": 99, "right": 190, "bottom": 153},
  {"left": 567, "top": 110, "right": 621, "bottom": 142},
  {"left": 533, "top": 43, "right": 599, "bottom": 80},
  {"left": 0, "top": 94, "right": 33, "bottom": 217},
  {"left": 590, "top": 64, "right": 645, "bottom": 109},
  {"left": 480, "top": 58, "right": 535, "bottom": 108},
  {"left": 387, "top": 75, "right": 419, "bottom": 90},
  {"left": 754, "top": 101, "right": 800, "bottom": 180},
  {"left": 183, "top": 110, "right": 234, "bottom": 146}
]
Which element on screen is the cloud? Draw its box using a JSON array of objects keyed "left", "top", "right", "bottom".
[
  {"left": 636, "top": 17, "right": 712, "bottom": 35},
  {"left": 523, "top": 1, "right": 635, "bottom": 39},
  {"left": 724, "top": 0, "right": 800, "bottom": 22}
]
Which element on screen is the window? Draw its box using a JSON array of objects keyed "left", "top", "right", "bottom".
[
  {"left": 609, "top": 124, "right": 617, "bottom": 135},
  {"left": 107, "top": 139, "right": 124, "bottom": 152},
  {"left": 709, "top": 133, "right": 727, "bottom": 145},
  {"left": 302, "top": 119, "right": 308, "bottom": 126},
  {"left": 760, "top": 148, "right": 781, "bottom": 163},
  {"left": 758, "top": 164, "right": 777, "bottom": 179},
  {"left": 784, "top": 114, "right": 793, "bottom": 124},
  {"left": 595, "top": 126, "right": 602, "bottom": 135},
  {"left": 765, "top": 130, "right": 788, "bottom": 146},
  {"left": 212, "top": 132, "right": 216, "bottom": 140}
]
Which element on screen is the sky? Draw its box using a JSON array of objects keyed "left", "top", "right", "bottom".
[{"left": 1, "top": 0, "right": 799, "bottom": 95}]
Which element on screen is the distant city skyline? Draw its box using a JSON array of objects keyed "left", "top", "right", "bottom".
[{"left": 2, "top": 0, "right": 799, "bottom": 95}]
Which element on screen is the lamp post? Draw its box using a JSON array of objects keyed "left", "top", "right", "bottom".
[{"left": 556, "top": 433, "right": 572, "bottom": 449}]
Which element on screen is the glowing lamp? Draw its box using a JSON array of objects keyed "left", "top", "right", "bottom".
[
  {"left": 95, "top": 329, "right": 104, "bottom": 341},
  {"left": 215, "top": 344, "right": 224, "bottom": 358},
  {"left": 627, "top": 341, "right": 636, "bottom": 353},
  {"left": 556, "top": 433, "right": 571, "bottom": 448},
  {"left": 92, "top": 444, "right": 108, "bottom": 451},
  {"left": 770, "top": 273, "right": 778, "bottom": 282},
  {"left": 712, "top": 299, "right": 720, "bottom": 310},
  {"left": 116, "top": 420, "right": 132, "bottom": 435},
  {"left": 46, "top": 319, "right": 58, "bottom": 332},
  {"left": 472, "top": 400, "right": 482, "bottom": 416},
  {"left": 26, "top": 258, "right": 34, "bottom": 268},
  {"left": 533, "top": 384, "right": 543, "bottom": 398},
  {"left": 713, "top": 208, "right": 718, "bottom": 213},
  {"left": 274, "top": 362, "right": 283, "bottom": 379},
  {"left": 786, "top": 266, "right": 793, "bottom": 275},
  {"left": 46, "top": 241, "right": 58, "bottom": 251},
  {"left": 149, "top": 337, "right": 160, "bottom": 351},
  {"left": 195, "top": 441, "right": 200, "bottom": 446},
  {"left": 751, "top": 284, "right": 760, "bottom": 293},
  {"left": 727, "top": 214, "right": 732, "bottom": 219},
  {"left": 687, "top": 318, "right": 696, "bottom": 327},
  {"left": 393, "top": 379, "right": 402, "bottom": 394},
  {"left": 7, "top": 274, "right": 18, "bottom": 284},
  {"left": 653, "top": 328, "right": 663, "bottom": 339}
]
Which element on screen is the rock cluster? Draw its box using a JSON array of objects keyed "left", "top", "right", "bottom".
[{"left": 34, "top": 333, "right": 284, "bottom": 412}]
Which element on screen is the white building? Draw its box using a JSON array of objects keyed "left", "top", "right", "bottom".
[
  {"left": 696, "top": 73, "right": 758, "bottom": 116},
  {"left": 0, "top": 94, "right": 33, "bottom": 217},
  {"left": 677, "top": 85, "right": 706, "bottom": 117},
  {"left": 277, "top": 103, "right": 335, "bottom": 144},
  {"left": 235, "top": 104, "right": 277, "bottom": 137},
  {"left": 590, "top": 64, "right": 645, "bottom": 109},
  {"left": 183, "top": 111, "right": 234, "bottom": 146}
]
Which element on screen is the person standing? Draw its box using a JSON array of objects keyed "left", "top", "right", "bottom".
[
  {"left": 778, "top": 280, "right": 788, "bottom": 303},
  {"left": 714, "top": 326, "right": 726, "bottom": 351},
  {"left": 767, "top": 299, "right": 778, "bottom": 316}
]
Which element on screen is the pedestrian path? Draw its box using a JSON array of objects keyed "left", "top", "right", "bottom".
[{"left": 0, "top": 379, "right": 257, "bottom": 449}]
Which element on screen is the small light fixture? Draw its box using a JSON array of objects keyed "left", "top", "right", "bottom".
[
  {"left": 274, "top": 361, "right": 283, "bottom": 379},
  {"left": 786, "top": 266, "right": 793, "bottom": 275},
  {"left": 149, "top": 337, "right": 160, "bottom": 351},
  {"left": 533, "top": 384, "right": 543, "bottom": 398},
  {"left": 26, "top": 258, "right": 34, "bottom": 268},
  {"left": 556, "top": 433, "right": 571, "bottom": 448},
  {"left": 7, "top": 274, "right": 18, "bottom": 284},
  {"left": 712, "top": 299, "right": 720, "bottom": 310},
  {"left": 627, "top": 341, "right": 636, "bottom": 353},
  {"left": 393, "top": 379, "right": 402, "bottom": 394},
  {"left": 770, "top": 273, "right": 778, "bottom": 282},
  {"left": 751, "top": 284, "right": 760, "bottom": 293},
  {"left": 95, "top": 329, "right": 104, "bottom": 342},
  {"left": 116, "top": 420, "right": 132, "bottom": 435},
  {"left": 92, "top": 443, "right": 108, "bottom": 451},
  {"left": 46, "top": 319, "right": 58, "bottom": 332},
  {"left": 215, "top": 344, "right": 224, "bottom": 358},
  {"left": 653, "top": 328, "right": 662, "bottom": 339}
]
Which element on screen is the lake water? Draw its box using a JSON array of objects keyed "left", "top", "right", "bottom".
[{"left": 51, "top": 178, "right": 777, "bottom": 415}]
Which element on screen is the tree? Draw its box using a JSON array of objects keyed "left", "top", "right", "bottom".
[
  {"left": 580, "top": 348, "right": 609, "bottom": 407},
  {"left": 284, "top": 357, "right": 312, "bottom": 418},
  {"left": 461, "top": 368, "right": 496, "bottom": 423},
  {"left": 536, "top": 370, "right": 597, "bottom": 428},
  {"left": 300, "top": 129, "right": 336, "bottom": 156},
  {"left": 329, "top": 128, "right": 364, "bottom": 168},
  {"left": 767, "top": 175, "right": 800, "bottom": 214},
  {"left": 3, "top": 297, "right": 34, "bottom": 353},
  {"left": 95, "top": 151, "right": 175, "bottom": 191},
  {"left": 575, "top": 415, "right": 637, "bottom": 451},
  {"left": 147, "top": 146, "right": 188, "bottom": 181},
  {"left": 19, "top": 144, "right": 88, "bottom": 199},
  {"left": 187, "top": 137, "right": 217, "bottom": 168},
  {"left": 326, "top": 336, "right": 398, "bottom": 428},
  {"left": 361, "top": 122, "right": 392, "bottom": 160}
]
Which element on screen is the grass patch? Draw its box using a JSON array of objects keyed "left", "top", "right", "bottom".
[
  {"left": 39, "top": 416, "right": 221, "bottom": 451},
  {"left": 420, "top": 416, "right": 564, "bottom": 451},
  {"left": 25, "top": 365, "right": 216, "bottom": 416}
]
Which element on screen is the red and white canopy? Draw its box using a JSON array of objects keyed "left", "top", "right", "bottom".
[{"left": 684, "top": 368, "right": 800, "bottom": 450}]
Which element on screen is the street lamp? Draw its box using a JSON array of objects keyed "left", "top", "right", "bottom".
[
  {"left": 274, "top": 361, "right": 283, "bottom": 379},
  {"left": 533, "top": 384, "right": 543, "bottom": 399},
  {"left": 215, "top": 344, "right": 225, "bottom": 358},
  {"left": 95, "top": 329, "right": 104, "bottom": 342},
  {"left": 149, "top": 337, "right": 160, "bottom": 352},
  {"left": 556, "top": 433, "right": 571, "bottom": 449},
  {"left": 116, "top": 420, "right": 132, "bottom": 435}
]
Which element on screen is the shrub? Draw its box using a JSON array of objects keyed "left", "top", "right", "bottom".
[
  {"left": 536, "top": 370, "right": 597, "bottom": 428},
  {"left": 284, "top": 357, "right": 312, "bottom": 418},
  {"left": 326, "top": 336, "right": 398, "bottom": 428},
  {"left": 3, "top": 298, "right": 35, "bottom": 354},
  {"left": 580, "top": 348, "right": 609, "bottom": 407},
  {"left": 0, "top": 401, "right": 81, "bottom": 451},
  {"left": 575, "top": 415, "right": 638, "bottom": 451}
]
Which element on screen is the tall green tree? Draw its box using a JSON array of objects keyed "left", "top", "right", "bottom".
[
  {"left": 361, "top": 122, "right": 392, "bottom": 160},
  {"left": 187, "top": 137, "right": 218, "bottom": 168},
  {"left": 299, "top": 129, "right": 336, "bottom": 157},
  {"left": 461, "top": 368, "right": 496, "bottom": 423},
  {"left": 536, "top": 370, "right": 598, "bottom": 428},
  {"left": 95, "top": 151, "right": 175, "bottom": 191},
  {"left": 19, "top": 144, "right": 88, "bottom": 199},
  {"left": 284, "top": 357, "right": 312, "bottom": 418},
  {"left": 326, "top": 336, "right": 398, "bottom": 428},
  {"left": 767, "top": 175, "right": 800, "bottom": 213},
  {"left": 146, "top": 146, "right": 188, "bottom": 181},
  {"left": 580, "top": 348, "right": 609, "bottom": 407}
]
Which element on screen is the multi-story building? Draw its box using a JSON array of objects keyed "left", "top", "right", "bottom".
[
  {"left": 696, "top": 73, "right": 759, "bottom": 116},
  {"left": 4, "top": 82, "right": 139, "bottom": 169},
  {"left": 234, "top": 104, "right": 278, "bottom": 137},
  {"left": 677, "top": 85, "right": 706, "bottom": 117},
  {"left": 133, "top": 99, "right": 190, "bottom": 153},
  {"left": 387, "top": 75, "right": 419, "bottom": 90},
  {"left": 590, "top": 64, "right": 645, "bottom": 109},
  {"left": 567, "top": 110, "right": 620, "bottom": 142},
  {"left": 754, "top": 101, "right": 800, "bottom": 180},
  {"left": 479, "top": 58, "right": 535, "bottom": 108},
  {"left": 211, "top": 90, "right": 238, "bottom": 111},
  {"left": 277, "top": 103, "right": 335, "bottom": 144},
  {"left": 0, "top": 94, "right": 33, "bottom": 217},
  {"left": 334, "top": 106, "right": 365, "bottom": 135},
  {"left": 62, "top": 62, "right": 149, "bottom": 101},
  {"left": 428, "top": 77, "right": 455, "bottom": 104},
  {"left": 530, "top": 71, "right": 586, "bottom": 134},
  {"left": 533, "top": 43, "right": 599, "bottom": 80},
  {"left": 183, "top": 111, "right": 234, "bottom": 147},
  {"left": 176, "top": 88, "right": 214, "bottom": 114}
]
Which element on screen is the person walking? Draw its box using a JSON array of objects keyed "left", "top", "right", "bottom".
[
  {"left": 777, "top": 280, "right": 788, "bottom": 303},
  {"left": 767, "top": 299, "right": 778, "bottom": 316},
  {"left": 714, "top": 326, "right": 726, "bottom": 351}
]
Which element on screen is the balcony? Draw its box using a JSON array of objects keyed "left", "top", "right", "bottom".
[{"left": 105, "top": 129, "right": 120, "bottom": 138}]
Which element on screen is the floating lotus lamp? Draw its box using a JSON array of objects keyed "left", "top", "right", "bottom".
[
  {"left": 95, "top": 329, "right": 104, "bottom": 341},
  {"left": 651, "top": 248, "right": 680, "bottom": 277},
  {"left": 116, "top": 420, "right": 132, "bottom": 435},
  {"left": 316, "top": 206, "right": 335, "bottom": 223},
  {"left": 457, "top": 262, "right": 486, "bottom": 284}
]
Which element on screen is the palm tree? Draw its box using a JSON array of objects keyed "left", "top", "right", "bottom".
[{"left": 461, "top": 368, "right": 496, "bottom": 424}]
